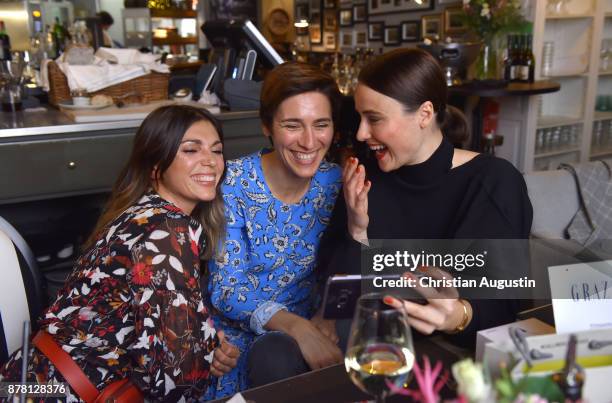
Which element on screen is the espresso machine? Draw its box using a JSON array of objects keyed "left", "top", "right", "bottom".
[{"left": 418, "top": 42, "right": 481, "bottom": 86}]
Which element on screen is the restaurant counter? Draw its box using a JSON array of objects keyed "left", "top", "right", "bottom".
[{"left": 0, "top": 107, "right": 267, "bottom": 205}]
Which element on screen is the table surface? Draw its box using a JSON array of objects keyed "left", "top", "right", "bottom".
[
  {"left": 448, "top": 80, "right": 561, "bottom": 98},
  {"left": 0, "top": 106, "right": 258, "bottom": 139},
  {"left": 209, "top": 336, "right": 465, "bottom": 403}
]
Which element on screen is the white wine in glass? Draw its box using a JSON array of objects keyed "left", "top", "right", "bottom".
[{"left": 345, "top": 293, "right": 415, "bottom": 403}]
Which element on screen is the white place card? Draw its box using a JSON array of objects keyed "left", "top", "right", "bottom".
[{"left": 548, "top": 260, "right": 612, "bottom": 334}]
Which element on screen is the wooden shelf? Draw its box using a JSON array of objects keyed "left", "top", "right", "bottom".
[
  {"left": 152, "top": 36, "right": 197, "bottom": 46},
  {"left": 543, "top": 71, "right": 588, "bottom": 79},
  {"left": 150, "top": 9, "right": 196, "bottom": 18},
  {"left": 537, "top": 115, "right": 584, "bottom": 129},
  {"left": 590, "top": 148, "right": 612, "bottom": 158},
  {"left": 534, "top": 147, "right": 582, "bottom": 158},
  {"left": 593, "top": 111, "right": 612, "bottom": 121},
  {"left": 599, "top": 70, "right": 612, "bottom": 76},
  {"left": 546, "top": 13, "right": 595, "bottom": 20}
]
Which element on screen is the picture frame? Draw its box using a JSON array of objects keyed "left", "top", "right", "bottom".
[
  {"left": 401, "top": 20, "right": 420, "bottom": 42},
  {"left": 355, "top": 28, "right": 368, "bottom": 47},
  {"left": 383, "top": 25, "right": 400, "bottom": 46},
  {"left": 437, "top": 0, "right": 458, "bottom": 3},
  {"left": 323, "top": 0, "right": 336, "bottom": 9},
  {"left": 368, "top": 21, "right": 383, "bottom": 41},
  {"left": 296, "top": 3, "right": 310, "bottom": 22},
  {"left": 444, "top": 6, "right": 467, "bottom": 35},
  {"left": 339, "top": 8, "right": 353, "bottom": 27},
  {"left": 310, "top": 0, "right": 320, "bottom": 12},
  {"left": 324, "top": 32, "right": 336, "bottom": 50},
  {"left": 324, "top": 9, "right": 337, "bottom": 31},
  {"left": 309, "top": 23, "right": 322, "bottom": 44},
  {"left": 353, "top": 4, "right": 367, "bottom": 23},
  {"left": 340, "top": 30, "right": 354, "bottom": 47},
  {"left": 310, "top": 11, "right": 321, "bottom": 24},
  {"left": 421, "top": 14, "right": 442, "bottom": 40},
  {"left": 368, "top": 0, "right": 432, "bottom": 15}
]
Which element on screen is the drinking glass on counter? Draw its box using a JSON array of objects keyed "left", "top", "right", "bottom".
[{"left": 345, "top": 293, "right": 415, "bottom": 403}]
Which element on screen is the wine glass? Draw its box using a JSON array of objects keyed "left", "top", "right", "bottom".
[{"left": 345, "top": 293, "right": 415, "bottom": 403}]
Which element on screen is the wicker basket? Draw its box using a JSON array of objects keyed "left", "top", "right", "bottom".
[{"left": 47, "top": 61, "right": 169, "bottom": 107}]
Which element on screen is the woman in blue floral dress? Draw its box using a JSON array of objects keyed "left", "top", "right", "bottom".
[
  {"left": 0, "top": 105, "right": 239, "bottom": 402},
  {"left": 206, "top": 62, "right": 344, "bottom": 398}
]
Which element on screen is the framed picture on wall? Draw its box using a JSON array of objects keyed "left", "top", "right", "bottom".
[
  {"left": 401, "top": 20, "right": 420, "bottom": 42},
  {"left": 296, "top": 3, "right": 309, "bottom": 21},
  {"left": 438, "top": 0, "right": 459, "bottom": 3},
  {"left": 353, "top": 4, "right": 367, "bottom": 22},
  {"left": 421, "top": 14, "right": 442, "bottom": 40},
  {"left": 383, "top": 25, "right": 400, "bottom": 45},
  {"left": 310, "top": 23, "right": 322, "bottom": 44},
  {"left": 310, "top": 11, "right": 321, "bottom": 24},
  {"left": 444, "top": 6, "right": 467, "bottom": 35},
  {"left": 355, "top": 29, "right": 368, "bottom": 46},
  {"left": 368, "top": 21, "right": 383, "bottom": 41},
  {"left": 324, "top": 32, "right": 336, "bottom": 50},
  {"left": 368, "top": 0, "right": 432, "bottom": 15},
  {"left": 340, "top": 30, "right": 354, "bottom": 47},
  {"left": 323, "top": 0, "right": 336, "bottom": 9},
  {"left": 324, "top": 9, "right": 337, "bottom": 31},
  {"left": 339, "top": 8, "right": 353, "bottom": 26}
]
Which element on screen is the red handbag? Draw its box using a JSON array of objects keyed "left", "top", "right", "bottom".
[{"left": 32, "top": 331, "right": 143, "bottom": 403}]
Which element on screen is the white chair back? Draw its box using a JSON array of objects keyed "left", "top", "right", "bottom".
[{"left": 0, "top": 229, "right": 31, "bottom": 361}]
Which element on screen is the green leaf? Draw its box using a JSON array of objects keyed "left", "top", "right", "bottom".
[{"left": 519, "top": 376, "right": 565, "bottom": 402}]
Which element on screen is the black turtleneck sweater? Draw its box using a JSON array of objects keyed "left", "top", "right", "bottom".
[{"left": 318, "top": 138, "right": 533, "bottom": 346}]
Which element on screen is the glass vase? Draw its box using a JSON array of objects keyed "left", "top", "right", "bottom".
[{"left": 475, "top": 36, "right": 499, "bottom": 81}]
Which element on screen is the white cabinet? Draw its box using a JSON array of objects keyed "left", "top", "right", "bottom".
[{"left": 523, "top": 0, "right": 612, "bottom": 171}]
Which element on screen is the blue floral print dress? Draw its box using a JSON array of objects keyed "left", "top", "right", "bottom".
[
  {"left": 205, "top": 150, "right": 341, "bottom": 399},
  {"left": 0, "top": 192, "right": 219, "bottom": 402}
]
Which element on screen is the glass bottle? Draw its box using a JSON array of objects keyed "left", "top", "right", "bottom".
[
  {"left": 504, "top": 35, "right": 516, "bottom": 81},
  {"left": 525, "top": 34, "right": 536, "bottom": 83}
]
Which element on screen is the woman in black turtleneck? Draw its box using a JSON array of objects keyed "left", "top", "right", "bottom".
[{"left": 320, "top": 48, "right": 533, "bottom": 347}]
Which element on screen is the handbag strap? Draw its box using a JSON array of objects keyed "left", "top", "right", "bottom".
[{"left": 32, "top": 331, "right": 100, "bottom": 403}]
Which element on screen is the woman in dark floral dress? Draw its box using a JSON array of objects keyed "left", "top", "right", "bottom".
[{"left": 0, "top": 105, "right": 239, "bottom": 401}]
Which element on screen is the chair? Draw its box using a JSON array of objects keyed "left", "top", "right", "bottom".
[
  {"left": 524, "top": 169, "right": 580, "bottom": 239},
  {"left": 0, "top": 216, "right": 44, "bottom": 363}
]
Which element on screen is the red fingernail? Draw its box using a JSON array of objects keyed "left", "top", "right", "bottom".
[{"left": 383, "top": 296, "right": 395, "bottom": 305}]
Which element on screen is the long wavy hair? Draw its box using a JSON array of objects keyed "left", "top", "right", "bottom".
[{"left": 85, "top": 105, "right": 226, "bottom": 260}]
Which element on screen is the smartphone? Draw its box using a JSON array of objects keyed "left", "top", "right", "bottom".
[{"left": 321, "top": 274, "right": 427, "bottom": 319}]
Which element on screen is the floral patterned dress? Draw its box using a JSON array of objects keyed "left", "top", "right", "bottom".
[
  {"left": 0, "top": 192, "right": 219, "bottom": 402},
  {"left": 204, "top": 150, "right": 342, "bottom": 399}
]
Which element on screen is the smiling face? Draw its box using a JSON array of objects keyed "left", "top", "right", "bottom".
[
  {"left": 154, "top": 120, "right": 224, "bottom": 214},
  {"left": 264, "top": 91, "right": 334, "bottom": 180},
  {"left": 354, "top": 84, "right": 436, "bottom": 172}
]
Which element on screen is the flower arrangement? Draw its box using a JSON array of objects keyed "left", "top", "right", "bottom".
[
  {"left": 461, "top": 0, "right": 529, "bottom": 40},
  {"left": 461, "top": 0, "right": 530, "bottom": 80}
]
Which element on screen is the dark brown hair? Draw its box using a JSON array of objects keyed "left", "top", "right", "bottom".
[
  {"left": 358, "top": 48, "right": 467, "bottom": 143},
  {"left": 85, "top": 105, "right": 226, "bottom": 260},
  {"left": 259, "top": 61, "right": 342, "bottom": 132}
]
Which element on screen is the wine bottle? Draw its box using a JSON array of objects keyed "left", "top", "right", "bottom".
[
  {"left": 504, "top": 35, "right": 516, "bottom": 81},
  {"left": 0, "top": 20, "right": 12, "bottom": 61},
  {"left": 526, "top": 34, "right": 536, "bottom": 83},
  {"left": 516, "top": 35, "right": 529, "bottom": 82}
]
